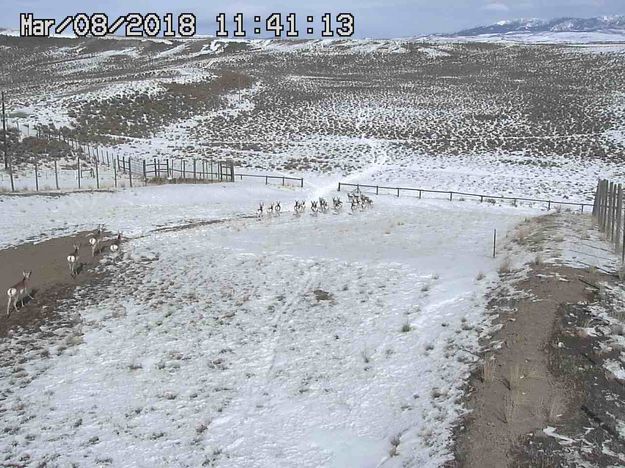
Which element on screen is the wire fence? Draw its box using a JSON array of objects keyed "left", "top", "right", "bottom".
[
  {"left": 1, "top": 122, "right": 304, "bottom": 192},
  {"left": 338, "top": 182, "right": 594, "bottom": 212}
]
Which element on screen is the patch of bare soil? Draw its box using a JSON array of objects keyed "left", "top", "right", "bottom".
[
  {"left": 454, "top": 264, "right": 612, "bottom": 467},
  {"left": 512, "top": 291, "right": 625, "bottom": 466},
  {"left": 0, "top": 230, "right": 117, "bottom": 337}
]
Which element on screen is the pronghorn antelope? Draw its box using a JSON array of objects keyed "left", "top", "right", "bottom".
[
  {"left": 274, "top": 202, "right": 281, "bottom": 214},
  {"left": 6, "top": 271, "right": 33, "bottom": 317},
  {"left": 361, "top": 194, "right": 373, "bottom": 208},
  {"left": 88, "top": 225, "right": 103, "bottom": 257},
  {"left": 311, "top": 201, "right": 319, "bottom": 214},
  {"left": 332, "top": 197, "right": 343, "bottom": 210},
  {"left": 267, "top": 203, "right": 275, "bottom": 216},
  {"left": 110, "top": 233, "right": 122, "bottom": 252},
  {"left": 256, "top": 203, "right": 264, "bottom": 219},
  {"left": 294, "top": 200, "right": 305, "bottom": 215},
  {"left": 319, "top": 198, "right": 329, "bottom": 213},
  {"left": 67, "top": 244, "right": 80, "bottom": 278}
]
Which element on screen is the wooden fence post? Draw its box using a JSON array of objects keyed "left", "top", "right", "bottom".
[
  {"left": 602, "top": 180, "right": 608, "bottom": 231},
  {"left": 77, "top": 154, "right": 81, "bottom": 189},
  {"left": 608, "top": 182, "right": 614, "bottom": 239},
  {"left": 129, "top": 157, "right": 133, "bottom": 187},
  {"left": 95, "top": 154, "right": 100, "bottom": 189},
  {"left": 166, "top": 159, "right": 170, "bottom": 178},
  {"left": 610, "top": 183, "right": 616, "bottom": 240},
  {"left": 193, "top": 159, "right": 197, "bottom": 181},
  {"left": 592, "top": 180, "right": 600, "bottom": 217},
  {"left": 143, "top": 160, "right": 147, "bottom": 182},
  {"left": 113, "top": 157, "right": 117, "bottom": 188},
  {"left": 616, "top": 185, "right": 623, "bottom": 252},
  {"left": 493, "top": 229, "right": 497, "bottom": 258},
  {"left": 34, "top": 159, "right": 39, "bottom": 191},
  {"left": 54, "top": 160, "right": 59, "bottom": 190},
  {"left": 183, "top": 160, "right": 186, "bottom": 180}
]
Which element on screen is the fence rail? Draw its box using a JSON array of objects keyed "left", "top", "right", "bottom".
[
  {"left": 1, "top": 123, "right": 304, "bottom": 192},
  {"left": 235, "top": 173, "right": 304, "bottom": 187},
  {"left": 338, "top": 182, "right": 594, "bottom": 212}
]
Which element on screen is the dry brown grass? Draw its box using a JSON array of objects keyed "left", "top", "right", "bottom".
[
  {"left": 498, "top": 257, "right": 512, "bottom": 274},
  {"left": 481, "top": 357, "right": 496, "bottom": 383}
]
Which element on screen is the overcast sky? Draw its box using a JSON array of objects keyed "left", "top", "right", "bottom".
[{"left": 3, "top": 0, "right": 625, "bottom": 38}]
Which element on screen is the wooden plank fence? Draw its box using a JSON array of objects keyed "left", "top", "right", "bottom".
[
  {"left": 593, "top": 179, "right": 625, "bottom": 261},
  {"left": 338, "top": 182, "right": 594, "bottom": 212},
  {"left": 2, "top": 121, "right": 304, "bottom": 192}
]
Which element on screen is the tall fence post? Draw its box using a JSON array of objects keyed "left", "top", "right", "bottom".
[
  {"left": 493, "top": 229, "right": 497, "bottom": 258},
  {"left": 34, "top": 158, "right": 39, "bottom": 191},
  {"left": 592, "top": 180, "right": 600, "bottom": 217},
  {"left": 616, "top": 184, "right": 623, "bottom": 252},
  {"left": 193, "top": 159, "right": 197, "bottom": 182},
  {"left": 602, "top": 180, "right": 608, "bottom": 231},
  {"left": 77, "top": 154, "right": 81, "bottom": 189},
  {"left": 129, "top": 157, "right": 133, "bottom": 187},
  {"left": 95, "top": 154, "right": 100, "bottom": 189},
  {"left": 54, "top": 159, "right": 59, "bottom": 190},
  {"left": 608, "top": 182, "right": 614, "bottom": 240},
  {"left": 143, "top": 160, "right": 147, "bottom": 182},
  {"left": 113, "top": 157, "right": 117, "bottom": 188}
]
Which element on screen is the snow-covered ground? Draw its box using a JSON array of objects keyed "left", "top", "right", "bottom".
[{"left": 0, "top": 183, "right": 538, "bottom": 467}]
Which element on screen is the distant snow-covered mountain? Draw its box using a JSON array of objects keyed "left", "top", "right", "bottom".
[{"left": 455, "top": 15, "right": 625, "bottom": 36}]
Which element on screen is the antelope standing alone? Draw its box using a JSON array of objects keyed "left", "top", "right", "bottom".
[
  {"left": 6, "top": 271, "right": 33, "bottom": 317},
  {"left": 67, "top": 244, "right": 80, "bottom": 278},
  {"left": 256, "top": 203, "right": 264, "bottom": 219},
  {"left": 88, "top": 225, "right": 103, "bottom": 257}
]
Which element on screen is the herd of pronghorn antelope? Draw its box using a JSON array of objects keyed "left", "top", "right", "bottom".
[
  {"left": 6, "top": 227, "right": 122, "bottom": 317},
  {"left": 256, "top": 190, "right": 373, "bottom": 219}
]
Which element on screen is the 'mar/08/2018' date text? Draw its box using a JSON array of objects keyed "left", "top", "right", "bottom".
[{"left": 19, "top": 12, "right": 355, "bottom": 38}]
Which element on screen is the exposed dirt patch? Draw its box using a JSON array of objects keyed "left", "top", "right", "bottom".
[
  {"left": 512, "top": 292, "right": 625, "bottom": 466},
  {"left": 455, "top": 264, "right": 607, "bottom": 467},
  {"left": 0, "top": 230, "right": 117, "bottom": 337},
  {"left": 313, "top": 289, "right": 334, "bottom": 302}
]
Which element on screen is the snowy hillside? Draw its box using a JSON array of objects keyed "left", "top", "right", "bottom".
[
  {"left": 446, "top": 15, "right": 625, "bottom": 43},
  {"left": 455, "top": 15, "right": 625, "bottom": 36}
]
